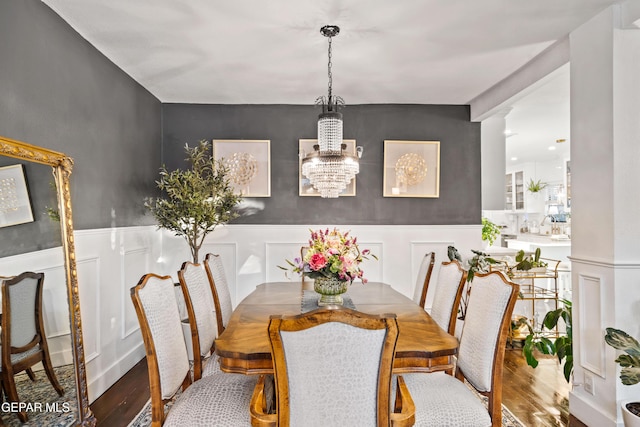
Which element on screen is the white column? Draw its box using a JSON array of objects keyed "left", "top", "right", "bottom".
[
  {"left": 481, "top": 109, "right": 510, "bottom": 210},
  {"left": 569, "top": 5, "right": 640, "bottom": 426}
]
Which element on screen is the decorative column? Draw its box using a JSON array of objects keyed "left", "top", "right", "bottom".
[{"left": 569, "top": 5, "right": 640, "bottom": 426}]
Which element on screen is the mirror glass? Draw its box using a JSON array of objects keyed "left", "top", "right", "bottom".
[{"left": 0, "top": 136, "right": 94, "bottom": 426}]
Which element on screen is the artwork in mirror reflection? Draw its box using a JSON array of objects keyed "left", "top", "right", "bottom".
[{"left": 0, "top": 157, "right": 80, "bottom": 426}]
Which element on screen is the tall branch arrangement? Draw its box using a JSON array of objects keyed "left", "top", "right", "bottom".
[{"left": 145, "top": 140, "right": 242, "bottom": 263}]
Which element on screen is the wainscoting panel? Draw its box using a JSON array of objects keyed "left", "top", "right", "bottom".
[
  {"left": 76, "top": 256, "right": 101, "bottom": 363},
  {"left": 578, "top": 273, "right": 605, "bottom": 376}
]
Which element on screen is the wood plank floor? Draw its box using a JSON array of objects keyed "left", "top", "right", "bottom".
[{"left": 90, "top": 348, "right": 588, "bottom": 427}]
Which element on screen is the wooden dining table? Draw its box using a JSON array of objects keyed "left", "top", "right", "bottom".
[{"left": 214, "top": 281, "right": 459, "bottom": 375}]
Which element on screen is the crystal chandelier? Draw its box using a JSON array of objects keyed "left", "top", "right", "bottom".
[{"left": 301, "top": 25, "right": 362, "bottom": 198}]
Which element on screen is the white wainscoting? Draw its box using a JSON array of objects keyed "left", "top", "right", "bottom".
[{"left": 0, "top": 224, "right": 482, "bottom": 403}]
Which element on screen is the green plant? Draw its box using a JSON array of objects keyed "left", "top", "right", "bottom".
[
  {"left": 604, "top": 328, "right": 640, "bottom": 386},
  {"left": 45, "top": 181, "right": 60, "bottom": 222},
  {"left": 481, "top": 217, "right": 501, "bottom": 246},
  {"left": 520, "top": 299, "right": 573, "bottom": 383},
  {"left": 144, "top": 140, "right": 242, "bottom": 263},
  {"left": 527, "top": 178, "right": 548, "bottom": 193},
  {"left": 513, "top": 248, "right": 548, "bottom": 272}
]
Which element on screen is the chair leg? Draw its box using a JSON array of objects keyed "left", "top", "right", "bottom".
[
  {"left": 41, "top": 355, "right": 64, "bottom": 396},
  {"left": 2, "top": 371, "right": 28, "bottom": 422},
  {"left": 26, "top": 368, "right": 36, "bottom": 381}
]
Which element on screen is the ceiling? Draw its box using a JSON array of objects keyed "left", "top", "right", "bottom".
[
  {"left": 41, "top": 1, "right": 612, "bottom": 168},
  {"left": 42, "top": 0, "right": 618, "bottom": 106}
]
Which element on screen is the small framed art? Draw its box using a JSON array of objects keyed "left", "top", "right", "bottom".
[
  {"left": 213, "top": 140, "right": 271, "bottom": 197},
  {"left": 299, "top": 139, "right": 357, "bottom": 197},
  {"left": 383, "top": 140, "right": 440, "bottom": 198},
  {"left": 0, "top": 164, "right": 34, "bottom": 227}
]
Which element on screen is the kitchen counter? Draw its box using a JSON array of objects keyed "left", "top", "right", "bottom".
[
  {"left": 506, "top": 234, "right": 571, "bottom": 263},
  {"left": 506, "top": 234, "right": 571, "bottom": 247}
]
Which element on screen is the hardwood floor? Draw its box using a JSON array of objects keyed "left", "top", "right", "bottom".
[{"left": 90, "top": 348, "right": 589, "bottom": 427}]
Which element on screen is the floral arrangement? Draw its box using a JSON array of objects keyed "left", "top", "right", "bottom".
[{"left": 281, "top": 228, "right": 376, "bottom": 283}]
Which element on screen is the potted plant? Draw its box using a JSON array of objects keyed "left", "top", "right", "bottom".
[
  {"left": 518, "top": 299, "right": 573, "bottom": 383},
  {"left": 144, "top": 140, "right": 242, "bottom": 263},
  {"left": 481, "top": 217, "right": 501, "bottom": 247},
  {"left": 605, "top": 328, "right": 640, "bottom": 426},
  {"left": 527, "top": 178, "right": 548, "bottom": 193},
  {"left": 512, "top": 248, "right": 548, "bottom": 274}
]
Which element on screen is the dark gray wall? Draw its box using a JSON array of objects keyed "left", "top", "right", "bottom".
[
  {"left": 162, "top": 104, "right": 481, "bottom": 225},
  {"left": 0, "top": 0, "right": 161, "bottom": 257}
]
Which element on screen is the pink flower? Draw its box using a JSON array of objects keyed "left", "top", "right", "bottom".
[{"left": 308, "top": 253, "right": 327, "bottom": 271}]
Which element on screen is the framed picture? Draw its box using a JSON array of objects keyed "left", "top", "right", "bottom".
[
  {"left": 0, "top": 164, "right": 34, "bottom": 227},
  {"left": 299, "top": 139, "right": 357, "bottom": 197},
  {"left": 213, "top": 140, "right": 271, "bottom": 197},
  {"left": 383, "top": 140, "right": 440, "bottom": 198}
]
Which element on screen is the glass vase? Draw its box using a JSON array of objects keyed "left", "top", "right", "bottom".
[{"left": 314, "top": 276, "right": 349, "bottom": 306}]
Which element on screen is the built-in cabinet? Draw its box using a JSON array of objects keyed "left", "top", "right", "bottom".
[{"left": 505, "top": 171, "right": 524, "bottom": 210}]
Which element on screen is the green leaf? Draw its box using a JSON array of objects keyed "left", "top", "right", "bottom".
[
  {"left": 605, "top": 328, "right": 640, "bottom": 357},
  {"left": 523, "top": 335, "right": 539, "bottom": 368},
  {"left": 536, "top": 337, "right": 556, "bottom": 355},
  {"left": 620, "top": 366, "right": 640, "bottom": 385},
  {"left": 563, "top": 356, "right": 573, "bottom": 383},
  {"left": 615, "top": 354, "right": 640, "bottom": 368}
]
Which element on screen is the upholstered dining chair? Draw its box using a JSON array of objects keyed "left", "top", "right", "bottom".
[
  {"left": 399, "top": 270, "right": 519, "bottom": 427},
  {"left": 250, "top": 307, "right": 415, "bottom": 427},
  {"left": 130, "top": 273, "right": 256, "bottom": 427},
  {"left": 429, "top": 259, "right": 467, "bottom": 336},
  {"left": 412, "top": 252, "right": 436, "bottom": 308},
  {"left": 203, "top": 253, "right": 233, "bottom": 336},
  {"left": 0, "top": 272, "right": 64, "bottom": 422},
  {"left": 177, "top": 261, "right": 220, "bottom": 380}
]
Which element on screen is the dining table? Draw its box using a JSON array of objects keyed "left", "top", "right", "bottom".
[{"left": 214, "top": 281, "right": 459, "bottom": 375}]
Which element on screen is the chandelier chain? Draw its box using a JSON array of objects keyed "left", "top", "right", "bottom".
[{"left": 327, "top": 36, "right": 333, "bottom": 101}]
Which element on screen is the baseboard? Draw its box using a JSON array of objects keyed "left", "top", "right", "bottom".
[
  {"left": 570, "top": 390, "right": 619, "bottom": 427},
  {"left": 87, "top": 343, "right": 146, "bottom": 403}
]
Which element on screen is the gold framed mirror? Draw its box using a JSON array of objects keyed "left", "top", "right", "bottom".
[{"left": 0, "top": 135, "right": 95, "bottom": 426}]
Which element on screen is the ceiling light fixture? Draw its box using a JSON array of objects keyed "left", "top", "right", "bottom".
[{"left": 301, "top": 25, "right": 362, "bottom": 198}]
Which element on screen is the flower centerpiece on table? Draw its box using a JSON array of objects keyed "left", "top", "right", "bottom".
[{"left": 281, "top": 228, "right": 376, "bottom": 306}]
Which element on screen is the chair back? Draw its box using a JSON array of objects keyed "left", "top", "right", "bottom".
[
  {"left": 2, "top": 272, "right": 41, "bottom": 352},
  {"left": 178, "top": 261, "right": 217, "bottom": 380},
  {"left": 412, "top": 252, "right": 435, "bottom": 308},
  {"left": 130, "top": 274, "right": 190, "bottom": 408},
  {"left": 429, "top": 259, "right": 467, "bottom": 335},
  {"left": 455, "top": 270, "right": 518, "bottom": 422},
  {"left": 203, "top": 253, "right": 233, "bottom": 335},
  {"left": 2, "top": 272, "right": 64, "bottom": 422},
  {"left": 269, "top": 307, "right": 398, "bottom": 427}
]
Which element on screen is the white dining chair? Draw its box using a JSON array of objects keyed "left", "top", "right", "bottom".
[
  {"left": 203, "top": 253, "right": 233, "bottom": 336},
  {"left": 177, "top": 261, "right": 220, "bottom": 380},
  {"left": 429, "top": 259, "right": 467, "bottom": 336},
  {"left": 399, "top": 270, "right": 519, "bottom": 427},
  {"left": 412, "top": 252, "right": 435, "bottom": 309},
  {"left": 1, "top": 272, "right": 64, "bottom": 422},
  {"left": 250, "top": 307, "right": 415, "bottom": 427},
  {"left": 130, "top": 273, "right": 256, "bottom": 427}
]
